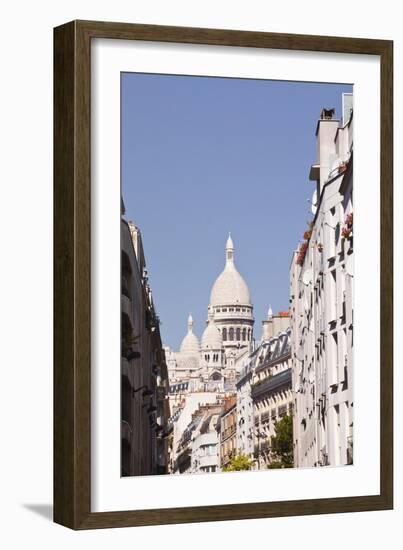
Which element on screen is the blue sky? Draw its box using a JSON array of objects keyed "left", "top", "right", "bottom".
[{"left": 121, "top": 73, "right": 352, "bottom": 350}]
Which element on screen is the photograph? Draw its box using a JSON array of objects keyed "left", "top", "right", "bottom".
[{"left": 120, "top": 72, "right": 354, "bottom": 477}]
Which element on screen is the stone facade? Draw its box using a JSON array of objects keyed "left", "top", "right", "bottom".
[
  {"left": 217, "top": 396, "right": 237, "bottom": 469},
  {"left": 290, "top": 94, "right": 354, "bottom": 468},
  {"left": 251, "top": 328, "right": 293, "bottom": 469},
  {"left": 121, "top": 214, "right": 170, "bottom": 476}
]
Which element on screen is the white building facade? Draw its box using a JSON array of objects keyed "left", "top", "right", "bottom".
[
  {"left": 251, "top": 328, "right": 293, "bottom": 469},
  {"left": 191, "top": 408, "right": 221, "bottom": 474},
  {"left": 235, "top": 360, "right": 256, "bottom": 459},
  {"left": 290, "top": 94, "right": 354, "bottom": 468}
]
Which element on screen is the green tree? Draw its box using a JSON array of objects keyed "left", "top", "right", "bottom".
[
  {"left": 267, "top": 414, "right": 294, "bottom": 469},
  {"left": 222, "top": 454, "right": 254, "bottom": 472}
]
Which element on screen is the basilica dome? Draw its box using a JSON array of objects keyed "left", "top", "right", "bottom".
[
  {"left": 179, "top": 314, "right": 200, "bottom": 355},
  {"left": 210, "top": 234, "right": 251, "bottom": 306},
  {"left": 201, "top": 313, "right": 223, "bottom": 350}
]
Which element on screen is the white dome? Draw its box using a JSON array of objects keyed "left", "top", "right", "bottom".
[
  {"left": 210, "top": 264, "right": 251, "bottom": 306},
  {"left": 201, "top": 319, "right": 223, "bottom": 350},
  {"left": 180, "top": 332, "right": 200, "bottom": 354},
  {"left": 179, "top": 314, "right": 200, "bottom": 355},
  {"left": 210, "top": 235, "right": 251, "bottom": 306}
]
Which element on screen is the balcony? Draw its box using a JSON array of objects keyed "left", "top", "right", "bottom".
[
  {"left": 121, "top": 295, "right": 132, "bottom": 320},
  {"left": 222, "top": 425, "right": 236, "bottom": 440},
  {"left": 251, "top": 369, "right": 292, "bottom": 400},
  {"left": 121, "top": 420, "right": 132, "bottom": 442},
  {"left": 121, "top": 357, "right": 131, "bottom": 381},
  {"left": 261, "top": 411, "right": 270, "bottom": 424},
  {"left": 156, "top": 385, "right": 167, "bottom": 402},
  {"left": 121, "top": 275, "right": 131, "bottom": 300},
  {"left": 214, "top": 307, "right": 253, "bottom": 321}
]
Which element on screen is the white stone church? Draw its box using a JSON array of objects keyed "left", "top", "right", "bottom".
[{"left": 165, "top": 234, "right": 255, "bottom": 394}]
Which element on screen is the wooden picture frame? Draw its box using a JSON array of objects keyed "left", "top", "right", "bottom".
[{"left": 54, "top": 20, "right": 393, "bottom": 529}]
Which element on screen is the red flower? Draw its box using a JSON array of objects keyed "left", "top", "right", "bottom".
[
  {"left": 296, "top": 241, "right": 309, "bottom": 266},
  {"left": 342, "top": 211, "right": 353, "bottom": 238}
]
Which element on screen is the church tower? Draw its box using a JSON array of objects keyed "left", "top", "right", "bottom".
[
  {"left": 201, "top": 307, "right": 225, "bottom": 377},
  {"left": 208, "top": 234, "right": 254, "bottom": 360}
]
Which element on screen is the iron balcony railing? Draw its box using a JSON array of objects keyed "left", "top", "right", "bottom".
[
  {"left": 121, "top": 276, "right": 131, "bottom": 299},
  {"left": 261, "top": 411, "right": 271, "bottom": 424},
  {"left": 223, "top": 425, "right": 236, "bottom": 439},
  {"left": 251, "top": 369, "right": 292, "bottom": 400}
]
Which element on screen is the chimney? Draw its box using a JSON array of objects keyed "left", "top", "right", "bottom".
[
  {"left": 261, "top": 306, "right": 274, "bottom": 340},
  {"left": 310, "top": 108, "right": 340, "bottom": 195},
  {"left": 262, "top": 311, "right": 290, "bottom": 341}
]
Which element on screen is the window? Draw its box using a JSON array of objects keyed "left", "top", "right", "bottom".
[
  {"left": 242, "top": 328, "right": 246, "bottom": 341},
  {"left": 222, "top": 328, "right": 227, "bottom": 341},
  {"left": 229, "top": 328, "right": 234, "bottom": 341},
  {"left": 236, "top": 327, "right": 241, "bottom": 341}
]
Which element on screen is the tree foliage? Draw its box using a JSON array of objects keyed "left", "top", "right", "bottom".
[
  {"left": 223, "top": 454, "right": 254, "bottom": 472},
  {"left": 268, "top": 414, "right": 294, "bottom": 468},
  {"left": 266, "top": 460, "right": 283, "bottom": 469}
]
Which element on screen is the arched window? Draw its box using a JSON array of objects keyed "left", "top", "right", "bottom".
[
  {"left": 222, "top": 328, "right": 227, "bottom": 341},
  {"left": 242, "top": 328, "right": 246, "bottom": 341},
  {"left": 229, "top": 328, "right": 234, "bottom": 341},
  {"left": 248, "top": 329, "right": 251, "bottom": 341},
  {"left": 236, "top": 327, "right": 241, "bottom": 341}
]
